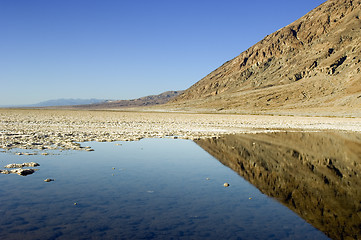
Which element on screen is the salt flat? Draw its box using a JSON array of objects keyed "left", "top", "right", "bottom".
[{"left": 1, "top": 109, "right": 360, "bottom": 151}]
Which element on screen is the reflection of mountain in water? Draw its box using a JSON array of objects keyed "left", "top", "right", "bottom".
[{"left": 195, "top": 131, "right": 361, "bottom": 240}]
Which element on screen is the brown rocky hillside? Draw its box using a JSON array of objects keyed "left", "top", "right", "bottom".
[{"left": 170, "top": 0, "right": 361, "bottom": 116}]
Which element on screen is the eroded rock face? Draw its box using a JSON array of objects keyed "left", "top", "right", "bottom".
[
  {"left": 171, "top": 0, "right": 361, "bottom": 114},
  {"left": 195, "top": 131, "right": 361, "bottom": 240}
]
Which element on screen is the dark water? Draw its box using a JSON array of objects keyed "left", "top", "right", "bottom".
[{"left": 0, "top": 138, "right": 329, "bottom": 239}]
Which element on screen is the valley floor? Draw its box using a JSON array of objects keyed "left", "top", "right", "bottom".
[{"left": 1, "top": 108, "right": 361, "bottom": 151}]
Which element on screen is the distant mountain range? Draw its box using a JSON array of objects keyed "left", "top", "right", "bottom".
[
  {"left": 64, "top": 91, "right": 184, "bottom": 109},
  {"left": 30, "top": 98, "right": 107, "bottom": 107},
  {"left": 1, "top": 98, "right": 107, "bottom": 108},
  {"left": 1, "top": 91, "right": 184, "bottom": 109}
]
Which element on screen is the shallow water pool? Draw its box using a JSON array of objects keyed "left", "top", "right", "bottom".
[{"left": 0, "top": 138, "right": 328, "bottom": 239}]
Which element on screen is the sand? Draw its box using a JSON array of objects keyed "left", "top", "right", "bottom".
[{"left": 1, "top": 109, "right": 361, "bottom": 151}]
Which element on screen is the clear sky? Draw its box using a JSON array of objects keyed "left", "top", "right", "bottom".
[{"left": 1, "top": 0, "right": 326, "bottom": 105}]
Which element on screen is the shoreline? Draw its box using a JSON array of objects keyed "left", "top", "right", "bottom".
[
  {"left": 2, "top": 105, "right": 361, "bottom": 118},
  {"left": 1, "top": 109, "right": 361, "bottom": 151}
]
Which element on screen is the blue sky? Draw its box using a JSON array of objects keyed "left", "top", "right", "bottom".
[{"left": 1, "top": 0, "right": 326, "bottom": 105}]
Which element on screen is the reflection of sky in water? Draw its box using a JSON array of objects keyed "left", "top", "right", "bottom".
[{"left": 0, "top": 138, "right": 328, "bottom": 239}]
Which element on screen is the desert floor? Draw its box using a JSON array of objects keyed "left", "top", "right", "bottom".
[{"left": 1, "top": 109, "right": 361, "bottom": 151}]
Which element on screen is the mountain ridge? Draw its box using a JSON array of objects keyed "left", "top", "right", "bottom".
[
  {"left": 58, "top": 91, "right": 184, "bottom": 109},
  {"left": 1, "top": 98, "right": 107, "bottom": 108},
  {"left": 169, "top": 0, "right": 361, "bottom": 115}
]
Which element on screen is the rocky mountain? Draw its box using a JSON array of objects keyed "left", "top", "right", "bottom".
[
  {"left": 66, "top": 91, "right": 184, "bottom": 109},
  {"left": 170, "top": 0, "right": 361, "bottom": 116}
]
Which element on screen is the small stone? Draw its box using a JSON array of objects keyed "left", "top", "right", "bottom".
[
  {"left": 25, "top": 162, "right": 40, "bottom": 167},
  {"left": 206, "top": 178, "right": 210, "bottom": 180},
  {"left": 44, "top": 178, "right": 54, "bottom": 182},
  {"left": 41, "top": 152, "right": 49, "bottom": 155},
  {"left": 0, "top": 170, "right": 10, "bottom": 174},
  {"left": 13, "top": 169, "right": 36, "bottom": 176},
  {"left": 5, "top": 163, "right": 23, "bottom": 168},
  {"left": 74, "top": 202, "right": 77, "bottom": 205},
  {"left": 4, "top": 162, "right": 40, "bottom": 168},
  {"left": 224, "top": 183, "right": 230, "bottom": 187}
]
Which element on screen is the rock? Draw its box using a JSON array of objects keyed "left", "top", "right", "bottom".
[
  {"left": 0, "top": 170, "right": 10, "bottom": 174},
  {"left": 44, "top": 178, "right": 54, "bottom": 182},
  {"left": 25, "top": 162, "right": 40, "bottom": 167},
  {"left": 11, "top": 168, "right": 36, "bottom": 176},
  {"left": 4, "top": 163, "right": 24, "bottom": 168},
  {"left": 224, "top": 183, "right": 230, "bottom": 187},
  {"left": 4, "top": 162, "right": 40, "bottom": 168}
]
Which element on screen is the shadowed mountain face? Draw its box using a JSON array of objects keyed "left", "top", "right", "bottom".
[
  {"left": 171, "top": 0, "right": 361, "bottom": 115},
  {"left": 195, "top": 131, "right": 361, "bottom": 240}
]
